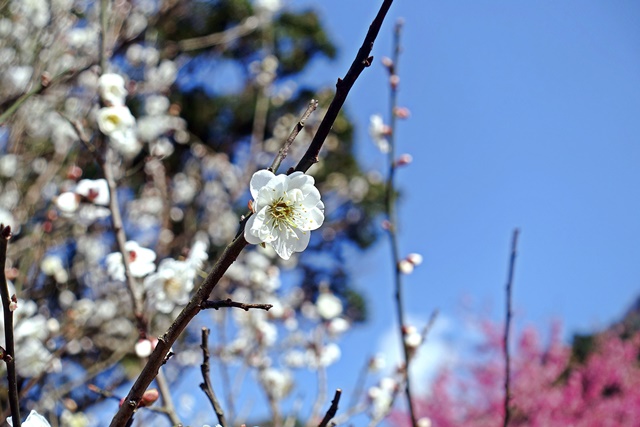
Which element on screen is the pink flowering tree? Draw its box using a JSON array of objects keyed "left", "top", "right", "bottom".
[{"left": 393, "top": 321, "right": 640, "bottom": 427}]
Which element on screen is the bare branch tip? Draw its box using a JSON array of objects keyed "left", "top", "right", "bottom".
[{"left": 1, "top": 225, "right": 12, "bottom": 239}]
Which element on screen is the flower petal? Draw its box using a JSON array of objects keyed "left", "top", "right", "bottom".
[
  {"left": 250, "top": 170, "right": 275, "bottom": 201},
  {"left": 244, "top": 214, "right": 265, "bottom": 245}
]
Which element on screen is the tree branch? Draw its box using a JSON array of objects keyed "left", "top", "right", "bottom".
[
  {"left": 295, "top": 0, "right": 394, "bottom": 173},
  {"left": 0, "top": 225, "right": 20, "bottom": 427},
  {"left": 318, "top": 389, "right": 342, "bottom": 427},
  {"left": 270, "top": 99, "right": 318, "bottom": 174},
  {"left": 503, "top": 228, "right": 520, "bottom": 427},
  {"left": 200, "top": 328, "right": 227, "bottom": 427},
  {"left": 201, "top": 299, "right": 273, "bottom": 312}
]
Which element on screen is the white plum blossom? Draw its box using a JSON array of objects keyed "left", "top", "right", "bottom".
[
  {"left": 254, "top": 0, "right": 282, "bottom": 14},
  {"left": 75, "top": 178, "right": 110, "bottom": 205},
  {"left": 327, "top": 317, "right": 350, "bottom": 336},
  {"left": 403, "top": 325, "right": 423, "bottom": 350},
  {"left": 259, "top": 368, "right": 293, "bottom": 400},
  {"left": 369, "top": 114, "right": 391, "bottom": 153},
  {"left": 55, "top": 192, "right": 80, "bottom": 214},
  {"left": 97, "top": 106, "right": 135, "bottom": 136},
  {"left": 144, "top": 239, "right": 208, "bottom": 313},
  {"left": 96, "top": 106, "right": 141, "bottom": 158},
  {"left": 398, "top": 259, "right": 414, "bottom": 275},
  {"left": 406, "top": 252, "right": 423, "bottom": 266},
  {"left": 40, "top": 254, "right": 68, "bottom": 284},
  {"left": 7, "top": 410, "right": 50, "bottom": 427},
  {"left": 106, "top": 241, "right": 156, "bottom": 281},
  {"left": 368, "top": 377, "right": 397, "bottom": 419},
  {"left": 244, "top": 170, "right": 324, "bottom": 260},
  {"left": 144, "top": 259, "right": 195, "bottom": 313},
  {"left": 98, "top": 73, "right": 127, "bottom": 106},
  {"left": 316, "top": 290, "right": 343, "bottom": 320}
]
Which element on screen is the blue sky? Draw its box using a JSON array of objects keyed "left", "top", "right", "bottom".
[{"left": 286, "top": 0, "right": 640, "bottom": 416}]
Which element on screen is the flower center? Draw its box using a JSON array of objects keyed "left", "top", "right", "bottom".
[
  {"left": 163, "top": 277, "right": 182, "bottom": 299},
  {"left": 267, "top": 196, "right": 300, "bottom": 230}
]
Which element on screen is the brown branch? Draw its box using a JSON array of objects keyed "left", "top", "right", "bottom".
[
  {"left": 318, "top": 389, "right": 342, "bottom": 427},
  {"left": 503, "top": 228, "right": 520, "bottom": 427},
  {"left": 200, "top": 328, "right": 227, "bottom": 427},
  {"left": 382, "top": 18, "right": 419, "bottom": 427},
  {"left": 201, "top": 298, "right": 273, "bottom": 312},
  {"left": 109, "top": 3, "right": 395, "bottom": 425},
  {"left": 295, "top": 0, "right": 394, "bottom": 173},
  {"left": 269, "top": 99, "right": 319, "bottom": 174},
  {"left": 0, "top": 225, "right": 20, "bottom": 427}
]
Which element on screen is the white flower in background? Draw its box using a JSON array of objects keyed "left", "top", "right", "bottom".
[
  {"left": 0, "top": 207, "right": 15, "bottom": 231},
  {"left": 327, "top": 317, "right": 350, "bottom": 335},
  {"left": 406, "top": 252, "right": 423, "bottom": 266},
  {"left": 398, "top": 259, "right": 414, "bottom": 275},
  {"left": 7, "top": 410, "right": 50, "bottom": 427},
  {"left": 254, "top": 0, "right": 282, "bottom": 14},
  {"left": 0, "top": 154, "right": 17, "bottom": 177},
  {"left": 144, "top": 258, "right": 194, "bottom": 313},
  {"left": 369, "top": 114, "right": 391, "bottom": 153},
  {"left": 98, "top": 73, "right": 127, "bottom": 106},
  {"left": 368, "top": 377, "right": 397, "bottom": 419},
  {"left": 259, "top": 368, "right": 293, "bottom": 400},
  {"left": 245, "top": 170, "right": 324, "bottom": 260},
  {"left": 97, "top": 106, "right": 134, "bottom": 135},
  {"left": 106, "top": 241, "right": 156, "bottom": 281},
  {"left": 96, "top": 106, "right": 141, "bottom": 158},
  {"left": 308, "top": 342, "right": 341, "bottom": 368},
  {"left": 417, "top": 417, "right": 433, "bottom": 427},
  {"left": 316, "top": 290, "right": 343, "bottom": 320},
  {"left": 144, "top": 239, "right": 208, "bottom": 313},
  {"left": 403, "top": 325, "right": 423, "bottom": 351},
  {"left": 75, "top": 178, "right": 110, "bottom": 205},
  {"left": 55, "top": 192, "right": 80, "bottom": 214},
  {"left": 40, "top": 254, "right": 68, "bottom": 284},
  {"left": 135, "top": 338, "right": 155, "bottom": 358}
]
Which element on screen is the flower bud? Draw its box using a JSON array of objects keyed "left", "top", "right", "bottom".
[
  {"left": 393, "top": 106, "right": 411, "bottom": 119},
  {"left": 395, "top": 154, "right": 413, "bottom": 167}
]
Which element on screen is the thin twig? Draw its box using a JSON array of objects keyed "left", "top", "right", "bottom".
[
  {"left": 503, "top": 228, "right": 520, "bottom": 427},
  {"left": 175, "top": 16, "right": 262, "bottom": 52},
  {"left": 318, "top": 389, "right": 342, "bottom": 427},
  {"left": 109, "top": 3, "right": 395, "bottom": 424},
  {"left": 0, "top": 225, "right": 20, "bottom": 427},
  {"left": 420, "top": 309, "right": 439, "bottom": 342},
  {"left": 269, "top": 99, "right": 319, "bottom": 174},
  {"left": 99, "top": 0, "right": 109, "bottom": 72},
  {"left": 383, "top": 19, "right": 418, "bottom": 427},
  {"left": 101, "top": 147, "right": 147, "bottom": 334},
  {"left": 295, "top": 0, "right": 394, "bottom": 173},
  {"left": 155, "top": 369, "right": 181, "bottom": 425},
  {"left": 201, "top": 298, "right": 273, "bottom": 312},
  {"left": 218, "top": 312, "right": 237, "bottom": 423},
  {"left": 200, "top": 328, "right": 228, "bottom": 427}
]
